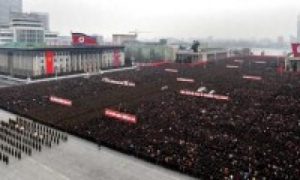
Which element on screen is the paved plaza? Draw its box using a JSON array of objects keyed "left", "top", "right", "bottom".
[{"left": 0, "top": 110, "right": 196, "bottom": 180}]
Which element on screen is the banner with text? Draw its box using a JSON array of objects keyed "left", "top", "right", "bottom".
[
  {"left": 102, "top": 78, "right": 136, "bottom": 87},
  {"left": 180, "top": 90, "right": 229, "bottom": 101},
  {"left": 104, "top": 109, "right": 137, "bottom": 124},
  {"left": 165, "top": 68, "right": 178, "bottom": 73},
  {"left": 177, "top": 78, "right": 195, "bottom": 83},
  {"left": 242, "top": 75, "right": 262, "bottom": 81},
  {"left": 49, "top": 96, "right": 72, "bottom": 106}
]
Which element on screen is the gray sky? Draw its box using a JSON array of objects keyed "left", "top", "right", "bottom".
[{"left": 24, "top": 0, "right": 300, "bottom": 40}]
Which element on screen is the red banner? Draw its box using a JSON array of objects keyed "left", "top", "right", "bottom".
[
  {"left": 45, "top": 51, "right": 54, "bottom": 75},
  {"left": 242, "top": 75, "right": 262, "bottom": 81},
  {"left": 49, "top": 96, "right": 72, "bottom": 106},
  {"left": 291, "top": 43, "right": 300, "bottom": 57},
  {"left": 113, "top": 49, "right": 121, "bottom": 67},
  {"left": 104, "top": 109, "right": 137, "bottom": 124},
  {"left": 180, "top": 90, "right": 230, "bottom": 101}
]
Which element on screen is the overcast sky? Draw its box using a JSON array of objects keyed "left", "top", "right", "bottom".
[{"left": 24, "top": 0, "right": 300, "bottom": 40}]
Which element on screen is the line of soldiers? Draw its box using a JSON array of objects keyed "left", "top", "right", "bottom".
[{"left": 0, "top": 116, "right": 68, "bottom": 165}]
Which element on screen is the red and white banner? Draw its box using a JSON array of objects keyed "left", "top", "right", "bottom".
[
  {"left": 102, "top": 78, "right": 135, "bottom": 87},
  {"left": 177, "top": 78, "right": 195, "bottom": 83},
  {"left": 254, "top": 61, "right": 267, "bottom": 64},
  {"left": 180, "top": 90, "right": 229, "bottom": 101},
  {"left": 165, "top": 68, "right": 178, "bottom": 73},
  {"left": 49, "top": 96, "right": 72, "bottom": 106},
  {"left": 226, "top": 65, "right": 239, "bottom": 69},
  {"left": 104, "top": 109, "right": 137, "bottom": 124},
  {"left": 242, "top": 75, "right": 262, "bottom": 81},
  {"left": 291, "top": 43, "right": 300, "bottom": 57}
]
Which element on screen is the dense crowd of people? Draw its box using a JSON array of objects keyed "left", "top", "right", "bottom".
[{"left": 0, "top": 56, "right": 298, "bottom": 179}]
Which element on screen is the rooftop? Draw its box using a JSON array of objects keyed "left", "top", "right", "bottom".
[{"left": 0, "top": 44, "right": 124, "bottom": 51}]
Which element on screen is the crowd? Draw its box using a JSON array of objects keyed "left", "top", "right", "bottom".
[{"left": 0, "top": 56, "right": 298, "bottom": 178}]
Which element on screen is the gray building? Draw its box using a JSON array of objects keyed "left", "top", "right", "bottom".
[
  {"left": 176, "top": 48, "right": 229, "bottom": 64},
  {"left": 10, "top": 12, "right": 50, "bottom": 31},
  {"left": 0, "top": 0, "right": 22, "bottom": 26},
  {"left": 0, "top": 12, "right": 57, "bottom": 46},
  {"left": 0, "top": 46, "right": 125, "bottom": 78},
  {"left": 125, "top": 40, "right": 176, "bottom": 64},
  {"left": 298, "top": 15, "right": 300, "bottom": 41}
]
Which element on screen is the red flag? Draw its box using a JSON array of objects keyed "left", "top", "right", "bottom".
[
  {"left": 104, "top": 109, "right": 137, "bottom": 124},
  {"left": 291, "top": 43, "right": 300, "bottom": 57},
  {"left": 72, "top": 33, "right": 97, "bottom": 46}
]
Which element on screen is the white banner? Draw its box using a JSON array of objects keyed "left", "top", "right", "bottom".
[
  {"left": 180, "top": 90, "right": 229, "bottom": 101},
  {"left": 226, "top": 65, "right": 239, "bottom": 69},
  {"left": 102, "top": 78, "right": 136, "bottom": 87},
  {"left": 242, "top": 75, "right": 262, "bottom": 81},
  {"left": 165, "top": 68, "right": 178, "bottom": 73},
  {"left": 254, "top": 61, "right": 267, "bottom": 64},
  {"left": 177, "top": 78, "right": 195, "bottom": 83},
  {"left": 234, "top": 60, "right": 244, "bottom": 63}
]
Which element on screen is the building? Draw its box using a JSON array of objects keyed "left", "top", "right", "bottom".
[
  {"left": 298, "top": 15, "right": 300, "bottom": 41},
  {"left": 286, "top": 43, "right": 300, "bottom": 72},
  {"left": 113, "top": 34, "right": 137, "bottom": 45},
  {"left": 0, "top": 12, "right": 58, "bottom": 46},
  {"left": 10, "top": 12, "right": 50, "bottom": 31},
  {"left": 125, "top": 40, "right": 176, "bottom": 64},
  {"left": 0, "top": 0, "right": 22, "bottom": 26},
  {"left": 0, "top": 45, "right": 125, "bottom": 78},
  {"left": 176, "top": 48, "right": 229, "bottom": 63},
  {"left": 285, "top": 54, "right": 300, "bottom": 72}
]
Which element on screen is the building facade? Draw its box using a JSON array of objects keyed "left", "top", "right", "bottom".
[
  {"left": 0, "top": 12, "right": 57, "bottom": 46},
  {"left": 0, "top": 46, "right": 125, "bottom": 78},
  {"left": 176, "top": 48, "right": 229, "bottom": 63},
  {"left": 0, "top": 0, "right": 22, "bottom": 26},
  {"left": 298, "top": 15, "right": 300, "bottom": 41},
  {"left": 113, "top": 34, "right": 137, "bottom": 45},
  {"left": 125, "top": 40, "right": 176, "bottom": 64}
]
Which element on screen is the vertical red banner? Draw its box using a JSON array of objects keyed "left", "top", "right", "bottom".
[
  {"left": 113, "top": 49, "right": 121, "bottom": 67},
  {"left": 45, "top": 51, "right": 54, "bottom": 75},
  {"left": 291, "top": 43, "right": 300, "bottom": 57}
]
